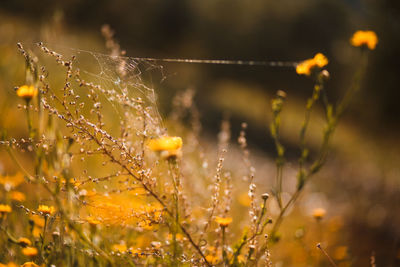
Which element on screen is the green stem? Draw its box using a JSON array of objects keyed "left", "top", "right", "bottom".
[
  {"left": 25, "top": 99, "right": 34, "bottom": 139},
  {"left": 169, "top": 159, "right": 180, "bottom": 266},
  {"left": 270, "top": 95, "right": 285, "bottom": 210},
  {"left": 222, "top": 227, "right": 228, "bottom": 265},
  {"left": 41, "top": 216, "right": 48, "bottom": 252}
]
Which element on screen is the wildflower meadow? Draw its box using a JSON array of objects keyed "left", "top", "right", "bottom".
[{"left": 0, "top": 1, "right": 399, "bottom": 266}]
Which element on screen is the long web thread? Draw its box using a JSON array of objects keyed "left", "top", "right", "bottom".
[
  {"left": 34, "top": 42, "right": 299, "bottom": 68},
  {"left": 131, "top": 57, "right": 298, "bottom": 67}
]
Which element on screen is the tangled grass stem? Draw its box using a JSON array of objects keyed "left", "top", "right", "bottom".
[{"left": 48, "top": 104, "right": 211, "bottom": 265}]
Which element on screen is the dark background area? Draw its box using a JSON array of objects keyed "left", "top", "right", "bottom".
[{"left": 1, "top": 0, "right": 399, "bottom": 134}]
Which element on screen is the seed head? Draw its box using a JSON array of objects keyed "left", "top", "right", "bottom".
[{"left": 261, "top": 193, "right": 269, "bottom": 200}]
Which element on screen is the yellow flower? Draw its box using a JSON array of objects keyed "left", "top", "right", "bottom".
[
  {"left": 22, "top": 247, "right": 38, "bottom": 257},
  {"left": 350, "top": 30, "right": 378, "bottom": 50},
  {"left": 32, "top": 227, "right": 41, "bottom": 238},
  {"left": 138, "top": 219, "right": 154, "bottom": 230},
  {"left": 16, "top": 85, "right": 38, "bottom": 100},
  {"left": 167, "top": 233, "right": 184, "bottom": 241},
  {"left": 0, "top": 204, "right": 12, "bottom": 213},
  {"left": 215, "top": 216, "right": 233, "bottom": 227},
  {"left": 206, "top": 255, "right": 221, "bottom": 265},
  {"left": 0, "top": 173, "right": 24, "bottom": 191},
  {"left": 0, "top": 263, "right": 18, "bottom": 267},
  {"left": 313, "top": 53, "right": 329, "bottom": 67},
  {"left": 17, "top": 237, "right": 32, "bottom": 247},
  {"left": 29, "top": 215, "right": 45, "bottom": 228},
  {"left": 296, "top": 53, "right": 328, "bottom": 76},
  {"left": 147, "top": 136, "right": 182, "bottom": 152},
  {"left": 312, "top": 208, "right": 326, "bottom": 220},
  {"left": 21, "top": 262, "right": 39, "bottom": 267},
  {"left": 86, "top": 216, "right": 101, "bottom": 225},
  {"left": 37, "top": 205, "right": 55, "bottom": 215},
  {"left": 112, "top": 243, "right": 127, "bottom": 253},
  {"left": 10, "top": 191, "right": 26, "bottom": 202}
]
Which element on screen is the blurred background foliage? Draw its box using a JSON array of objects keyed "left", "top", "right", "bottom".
[{"left": 0, "top": 0, "right": 399, "bottom": 266}]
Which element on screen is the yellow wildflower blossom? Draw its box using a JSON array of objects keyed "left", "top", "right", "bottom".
[
  {"left": 215, "top": 216, "right": 233, "bottom": 227},
  {"left": 350, "top": 30, "right": 378, "bottom": 50},
  {"left": 167, "top": 233, "right": 184, "bottom": 241},
  {"left": 0, "top": 173, "right": 24, "bottom": 191},
  {"left": 10, "top": 191, "right": 26, "bottom": 202},
  {"left": 16, "top": 85, "right": 38, "bottom": 100},
  {"left": 312, "top": 208, "right": 326, "bottom": 220},
  {"left": 30, "top": 215, "right": 45, "bottom": 228},
  {"left": 296, "top": 53, "right": 328, "bottom": 76},
  {"left": 32, "top": 227, "right": 41, "bottom": 238},
  {"left": 138, "top": 219, "right": 154, "bottom": 230},
  {"left": 112, "top": 243, "right": 127, "bottom": 253},
  {"left": 17, "top": 237, "right": 32, "bottom": 247},
  {"left": 86, "top": 216, "right": 101, "bottom": 225},
  {"left": 206, "top": 255, "right": 221, "bottom": 265},
  {"left": 0, "top": 204, "right": 12, "bottom": 214},
  {"left": 86, "top": 194, "right": 163, "bottom": 226},
  {"left": 147, "top": 136, "right": 182, "bottom": 152},
  {"left": 22, "top": 247, "right": 38, "bottom": 257},
  {"left": 37, "top": 205, "right": 55, "bottom": 215},
  {"left": 21, "top": 262, "right": 39, "bottom": 267}
]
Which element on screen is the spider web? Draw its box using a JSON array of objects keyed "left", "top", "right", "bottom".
[{"left": 32, "top": 42, "right": 300, "bottom": 136}]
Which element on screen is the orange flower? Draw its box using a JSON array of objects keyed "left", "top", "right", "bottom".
[
  {"left": 0, "top": 204, "right": 12, "bottom": 214},
  {"left": 296, "top": 53, "right": 328, "bottom": 76},
  {"left": 112, "top": 243, "right": 127, "bottom": 253},
  {"left": 32, "top": 227, "right": 42, "bottom": 238},
  {"left": 167, "top": 233, "right": 184, "bottom": 241},
  {"left": 86, "top": 216, "right": 101, "bottom": 226},
  {"left": 148, "top": 136, "right": 182, "bottom": 152},
  {"left": 312, "top": 208, "right": 326, "bottom": 220},
  {"left": 10, "top": 191, "right": 26, "bottom": 202},
  {"left": 21, "top": 262, "right": 39, "bottom": 267},
  {"left": 16, "top": 85, "right": 38, "bottom": 100},
  {"left": 0, "top": 173, "right": 24, "bottom": 190},
  {"left": 37, "top": 205, "right": 55, "bottom": 215},
  {"left": 22, "top": 247, "right": 38, "bottom": 257},
  {"left": 350, "top": 30, "right": 378, "bottom": 50},
  {"left": 215, "top": 216, "right": 232, "bottom": 227},
  {"left": 206, "top": 254, "right": 221, "bottom": 265},
  {"left": 29, "top": 215, "right": 45, "bottom": 228},
  {"left": 18, "top": 237, "right": 32, "bottom": 247}
]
